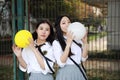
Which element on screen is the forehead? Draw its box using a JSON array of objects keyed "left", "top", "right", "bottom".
[
  {"left": 38, "top": 23, "right": 50, "bottom": 28},
  {"left": 61, "top": 16, "right": 70, "bottom": 22}
]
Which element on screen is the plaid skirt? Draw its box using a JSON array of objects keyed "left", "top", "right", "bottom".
[
  {"left": 29, "top": 73, "right": 53, "bottom": 80},
  {"left": 55, "top": 65, "right": 87, "bottom": 80}
]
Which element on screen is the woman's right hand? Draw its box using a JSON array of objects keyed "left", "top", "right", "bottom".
[
  {"left": 66, "top": 31, "right": 75, "bottom": 47},
  {"left": 12, "top": 44, "right": 22, "bottom": 57}
]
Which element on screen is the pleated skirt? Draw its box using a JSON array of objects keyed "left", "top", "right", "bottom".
[
  {"left": 55, "top": 65, "right": 86, "bottom": 80},
  {"left": 29, "top": 73, "right": 53, "bottom": 80}
]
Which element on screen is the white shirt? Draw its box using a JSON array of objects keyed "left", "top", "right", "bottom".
[
  {"left": 19, "top": 42, "right": 55, "bottom": 75},
  {"left": 52, "top": 40, "right": 88, "bottom": 67}
]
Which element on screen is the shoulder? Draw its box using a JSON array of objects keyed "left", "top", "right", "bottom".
[
  {"left": 52, "top": 40, "right": 59, "bottom": 44},
  {"left": 52, "top": 40, "right": 62, "bottom": 50},
  {"left": 42, "top": 42, "right": 53, "bottom": 50},
  {"left": 22, "top": 47, "right": 31, "bottom": 52},
  {"left": 22, "top": 47, "right": 33, "bottom": 56},
  {"left": 52, "top": 40, "right": 61, "bottom": 47},
  {"left": 45, "top": 42, "right": 52, "bottom": 47}
]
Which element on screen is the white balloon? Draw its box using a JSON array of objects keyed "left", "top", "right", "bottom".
[{"left": 68, "top": 22, "right": 86, "bottom": 41}]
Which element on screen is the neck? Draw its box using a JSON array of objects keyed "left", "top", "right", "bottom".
[
  {"left": 63, "top": 32, "right": 66, "bottom": 36},
  {"left": 36, "top": 39, "right": 46, "bottom": 45}
]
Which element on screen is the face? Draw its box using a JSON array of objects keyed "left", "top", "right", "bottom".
[
  {"left": 60, "top": 16, "right": 71, "bottom": 34},
  {"left": 36, "top": 23, "right": 50, "bottom": 41}
]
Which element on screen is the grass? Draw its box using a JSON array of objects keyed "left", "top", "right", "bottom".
[
  {"left": 88, "top": 50, "right": 120, "bottom": 59},
  {"left": 0, "top": 65, "right": 29, "bottom": 80},
  {"left": 87, "top": 69, "right": 120, "bottom": 80},
  {"left": 0, "top": 65, "right": 13, "bottom": 80},
  {"left": 0, "top": 65, "right": 120, "bottom": 80},
  {"left": 88, "top": 31, "right": 107, "bottom": 41}
]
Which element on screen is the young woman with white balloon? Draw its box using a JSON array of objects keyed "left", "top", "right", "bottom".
[
  {"left": 12, "top": 19, "right": 55, "bottom": 80},
  {"left": 53, "top": 15, "right": 88, "bottom": 80}
]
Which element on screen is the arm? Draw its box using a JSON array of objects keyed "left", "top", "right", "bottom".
[
  {"left": 60, "top": 43, "right": 71, "bottom": 63},
  {"left": 12, "top": 44, "right": 27, "bottom": 69},
  {"left": 60, "top": 31, "right": 74, "bottom": 63},
  {"left": 31, "top": 47, "right": 45, "bottom": 70},
  {"left": 28, "top": 38, "right": 45, "bottom": 70},
  {"left": 82, "top": 43, "right": 88, "bottom": 58},
  {"left": 81, "top": 32, "right": 88, "bottom": 60}
]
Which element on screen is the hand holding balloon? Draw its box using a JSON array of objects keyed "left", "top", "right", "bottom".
[
  {"left": 67, "top": 22, "right": 86, "bottom": 41},
  {"left": 66, "top": 31, "right": 75, "bottom": 47},
  {"left": 12, "top": 44, "right": 22, "bottom": 57},
  {"left": 81, "top": 31, "right": 88, "bottom": 44}
]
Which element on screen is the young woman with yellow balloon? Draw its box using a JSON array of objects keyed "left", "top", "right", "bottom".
[{"left": 12, "top": 19, "right": 55, "bottom": 80}]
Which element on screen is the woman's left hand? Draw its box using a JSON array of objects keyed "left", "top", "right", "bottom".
[
  {"left": 28, "top": 38, "right": 35, "bottom": 50},
  {"left": 81, "top": 31, "right": 88, "bottom": 44}
]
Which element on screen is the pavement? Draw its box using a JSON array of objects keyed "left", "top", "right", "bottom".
[
  {"left": 87, "top": 36, "right": 120, "bottom": 71},
  {"left": 88, "top": 36, "right": 107, "bottom": 51}
]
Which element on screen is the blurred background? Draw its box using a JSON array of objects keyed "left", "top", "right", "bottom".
[{"left": 0, "top": 0, "right": 120, "bottom": 80}]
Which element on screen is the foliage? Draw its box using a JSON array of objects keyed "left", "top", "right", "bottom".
[
  {"left": 0, "top": 66, "right": 13, "bottom": 80},
  {"left": 88, "top": 31, "right": 107, "bottom": 41},
  {"left": 88, "top": 50, "right": 120, "bottom": 59},
  {"left": 0, "top": 1, "right": 12, "bottom": 37},
  {"left": 29, "top": 0, "right": 99, "bottom": 23},
  {"left": 87, "top": 69, "right": 120, "bottom": 80},
  {"left": 30, "top": 0, "right": 70, "bottom": 21},
  {"left": 0, "top": 39, "right": 12, "bottom": 55}
]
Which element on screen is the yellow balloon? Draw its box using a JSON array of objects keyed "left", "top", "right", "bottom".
[{"left": 14, "top": 30, "right": 32, "bottom": 48}]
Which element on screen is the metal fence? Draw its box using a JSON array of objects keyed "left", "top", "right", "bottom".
[{"left": 0, "top": 0, "right": 120, "bottom": 80}]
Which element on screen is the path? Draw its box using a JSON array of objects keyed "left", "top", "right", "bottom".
[{"left": 88, "top": 36, "right": 107, "bottom": 51}]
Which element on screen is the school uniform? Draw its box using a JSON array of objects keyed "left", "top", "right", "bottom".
[
  {"left": 52, "top": 39, "right": 88, "bottom": 80},
  {"left": 19, "top": 41, "right": 55, "bottom": 80}
]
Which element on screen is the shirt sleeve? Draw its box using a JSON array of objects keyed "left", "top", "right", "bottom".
[
  {"left": 19, "top": 48, "right": 29, "bottom": 72},
  {"left": 52, "top": 40, "right": 66, "bottom": 67}
]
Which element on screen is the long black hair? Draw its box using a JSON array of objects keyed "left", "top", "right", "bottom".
[
  {"left": 32, "top": 19, "right": 55, "bottom": 45},
  {"left": 54, "top": 15, "right": 73, "bottom": 57}
]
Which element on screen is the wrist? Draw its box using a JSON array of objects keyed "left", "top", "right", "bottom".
[
  {"left": 83, "top": 43, "right": 88, "bottom": 49},
  {"left": 66, "top": 44, "right": 71, "bottom": 49},
  {"left": 32, "top": 48, "right": 38, "bottom": 53},
  {"left": 17, "top": 55, "right": 23, "bottom": 59},
  {"left": 83, "top": 43, "right": 88, "bottom": 46}
]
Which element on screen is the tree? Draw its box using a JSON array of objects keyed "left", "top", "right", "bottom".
[{"left": 0, "top": 1, "right": 12, "bottom": 37}]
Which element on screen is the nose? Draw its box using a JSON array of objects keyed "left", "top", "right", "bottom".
[{"left": 42, "top": 30, "right": 46, "bottom": 34}]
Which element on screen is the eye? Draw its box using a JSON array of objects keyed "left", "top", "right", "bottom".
[
  {"left": 46, "top": 29, "right": 48, "bottom": 31},
  {"left": 39, "top": 27, "right": 43, "bottom": 30},
  {"left": 45, "top": 28, "right": 50, "bottom": 31},
  {"left": 62, "top": 22, "right": 65, "bottom": 24}
]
